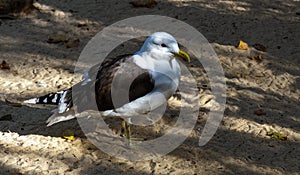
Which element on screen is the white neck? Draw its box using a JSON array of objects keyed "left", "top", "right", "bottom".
[{"left": 133, "top": 51, "right": 181, "bottom": 80}]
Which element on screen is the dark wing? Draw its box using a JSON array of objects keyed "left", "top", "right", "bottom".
[
  {"left": 95, "top": 55, "right": 155, "bottom": 111},
  {"left": 58, "top": 55, "right": 131, "bottom": 112},
  {"left": 45, "top": 54, "right": 156, "bottom": 126},
  {"left": 62, "top": 54, "right": 154, "bottom": 113}
]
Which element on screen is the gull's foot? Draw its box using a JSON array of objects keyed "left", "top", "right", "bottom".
[{"left": 121, "top": 120, "right": 146, "bottom": 146}]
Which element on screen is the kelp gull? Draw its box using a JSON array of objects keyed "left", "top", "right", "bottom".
[{"left": 24, "top": 32, "right": 190, "bottom": 139}]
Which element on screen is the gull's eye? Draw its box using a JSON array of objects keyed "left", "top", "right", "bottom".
[
  {"left": 161, "top": 43, "right": 168, "bottom": 48},
  {"left": 153, "top": 41, "right": 160, "bottom": 45}
]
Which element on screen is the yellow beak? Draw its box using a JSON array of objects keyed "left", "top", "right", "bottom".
[{"left": 172, "top": 50, "right": 190, "bottom": 62}]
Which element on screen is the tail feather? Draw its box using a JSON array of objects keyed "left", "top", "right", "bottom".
[
  {"left": 46, "top": 109, "right": 76, "bottom": 126},
  {"left": 24, "top": 90, "right": 75, "bottom": 126},
  {"left": 24, "top": 91, "right": 65, "bottom": 105}
]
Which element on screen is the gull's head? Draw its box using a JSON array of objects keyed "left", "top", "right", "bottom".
[{"left": 137, "top": 32, "right": 190, "bottom": 62}]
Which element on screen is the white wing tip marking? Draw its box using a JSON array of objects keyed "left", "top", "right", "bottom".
[{"left": 23, "top": 98, "right": 38, "bottom": 104}]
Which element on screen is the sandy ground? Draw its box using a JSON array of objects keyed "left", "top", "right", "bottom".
[{"left": 0, "top": 0, "right": 300, "bottom": 174}]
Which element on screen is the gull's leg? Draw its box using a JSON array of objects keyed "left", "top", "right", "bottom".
[
  {"left": 121, "top": 120, "right": 131, "bottom": 140},
  {"left": 121, "top": 119, "right": 144, "bottom": 145}
]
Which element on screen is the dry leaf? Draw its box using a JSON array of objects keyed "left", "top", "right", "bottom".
[
  {"left": 248, "top": 54, "right": 263, "bottom": 63},
  {"left": 1, "top": 60, "right": 10, "bottom": 70},
  {"left": 63, "top": 129, "right": 75, "bottom": 141},
  {"left": 64, "top": 39, "right": 80, "bottom": 48},
  {"left": 267, "top": 131, "right": 287, "bottom": 141},
  {"left": 253, "top": 43, "right": 267, "bottom": 52},
  {"left": 236, "top": 40, "right": 249, "bottom": 50},
  {"left": 130, "top": 0, "right": 157, "bottom": 8},
  {"left": 47, "top": 34, "right": 68, "bottom": 43},
  {"left": 254, "top": 109, "right": 266, "bottom": 116}
]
